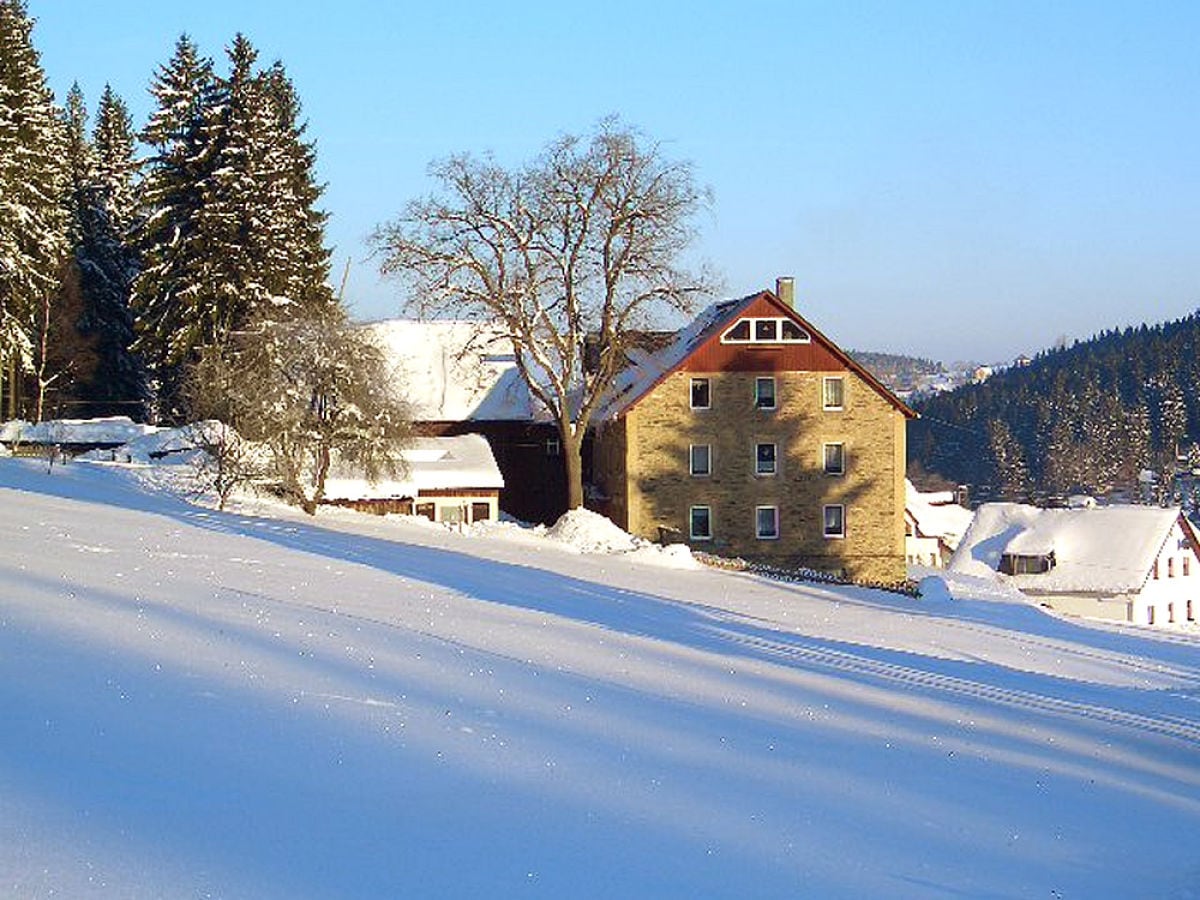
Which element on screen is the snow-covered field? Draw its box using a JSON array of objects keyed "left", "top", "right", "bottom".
[{"left": 2, "top": 458, "right": 1199, "bottom": 898}]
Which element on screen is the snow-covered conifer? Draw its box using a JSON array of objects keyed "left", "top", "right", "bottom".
[{"left": 0, "top": 0, "right": 70, "bottom": 418}]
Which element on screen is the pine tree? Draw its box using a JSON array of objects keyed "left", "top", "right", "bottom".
[
  {"left": 132, "top": 34, "right": 215, "bottom": 420},
  {"left": 133, "top": 34, "right": 335, "bottom": 422},
  {"left": 67, "top": 84, "right": 144, "bottom": 417},
  {"left": 259, "top": 61, "right": 333, "bottom": 312},
  {"left": 0, "top": 0, "right": 69, "bottom": 419}
]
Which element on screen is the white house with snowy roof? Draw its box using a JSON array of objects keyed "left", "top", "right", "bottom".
[
  {"left": 322, "top": 434, "right": 504, "bottom": 525},
  {"left": 905, "top": 479, "right": 973, "bottom": 568},
  {"left": 949, "top": 503, "right": 1200, "bottom": 627}
]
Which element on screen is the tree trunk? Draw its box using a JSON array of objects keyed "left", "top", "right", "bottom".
[{"left": 562, "top": 424, "right": 585, "bottom": 511}]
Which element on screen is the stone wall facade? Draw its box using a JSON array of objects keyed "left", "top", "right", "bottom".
[{"left": 594, "top": 368, "right": 907, "bottom": 583}]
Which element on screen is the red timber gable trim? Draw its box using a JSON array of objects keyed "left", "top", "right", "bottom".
[
  {"left": 620, "top": 290, "right": 916, "bottom": 418},
  {"left": 1177, "top": 513, "right": 1200, "bottom": 559}
]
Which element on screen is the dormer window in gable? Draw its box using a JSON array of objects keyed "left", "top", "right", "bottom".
[{"left": 720, "top": 317, "right": 811, "bottom": 345}]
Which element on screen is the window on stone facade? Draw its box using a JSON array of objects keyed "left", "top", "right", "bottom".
[
  {"left": 690, "top": 506, "right": 712, "bottom": 540},
  {"left": 823, "top": 442, "right": 845, "bottom": 475},
  {"left": 755, "top": 377, "right": 776, "bottom": 410},
  {"left": 1185, "top": 557, "right": 1191, "bottom": 577},
  {"left": 823, "top": 376, "right": 845, "bottom": 411},
  {"left": 545, "top": 436, "right": 561, "bottom": 456},
  {"left": 690, "top": 377, "right": 711, "bottom": 410},
  {"left": 756, "top": 505, "right": 779, "bottom": 540},
  {"left": 1169, "top": 558, "right": 1176, "bottom": 578},
  {"left": 756, "top": 442, "right": 777, "bottom": 475},
  {"left": 689, "top": 444, "right": 711, "bottom": 476},
  {"left": 823, "top": 504, "right": 845, "bottom": 539}
]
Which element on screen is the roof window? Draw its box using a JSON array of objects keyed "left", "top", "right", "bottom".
[{"left": 721, "top": 317, "right": 810, "bottom": 345}]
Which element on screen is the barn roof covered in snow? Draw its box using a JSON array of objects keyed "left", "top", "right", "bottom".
[
  {"left": 949, "top": 502, "right": 1194, "bottom": 594},
  {"left": 364, "top": 320, "right": 547, "bottom": 423},
  {"left": 322, "top": 434, "right": 504, "bottom": 501}
]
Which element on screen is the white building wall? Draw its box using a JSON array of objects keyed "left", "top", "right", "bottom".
[
  {"left": 906, "top": 535, "right": 944, "bottom": 568},
  {"left": 1129, "top": 520, "right": 1200, "bottom": 626}
]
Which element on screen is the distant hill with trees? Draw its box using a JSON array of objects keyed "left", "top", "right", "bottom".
[
  {"left": 848, "top": 351, "right": 945, "bottom": 395},
  {"left": 908, "top": 311, "right": 1200, "bottom": 504}
]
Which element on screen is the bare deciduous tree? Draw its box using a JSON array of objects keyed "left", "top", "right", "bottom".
[
  {"left": 188, "top": 304, "right": 412, "bottom": 514},
  {"left": 372, "top": 118, "right": 713, "bottom": 510}
]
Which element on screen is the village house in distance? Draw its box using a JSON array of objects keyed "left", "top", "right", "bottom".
[
  {"left": 591, "top": 279, "right": 916, "bottom": 583},
  {"left": 951, "top": 503, "right": 1200, "bottom": 627}
]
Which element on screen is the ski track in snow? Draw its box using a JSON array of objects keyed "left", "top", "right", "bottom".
[{"left": 1, "top": 458, "right": 1199, "bottom": 899}]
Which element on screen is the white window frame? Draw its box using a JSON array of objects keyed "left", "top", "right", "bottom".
[
  {"left": 689, "top": 505, "right": 713, "bottom": 541},
  {"left": 689, "top": 443, "right": 712, "bottom": 477},
  {"left": 690, "top": 377, "right": 711, "bottom": 410},
  {"left": 823, "top": 504, "right": 846, "bottom": 539},
  {"left": 754, "top": 376, "right": 777, "bottom": 410},
  {"left": 823, "top": 376, "right": 845, "bottom": 411},
  {"left": 755, "top": 442, "right": 777, "bottom": 476},
  {"left": 720, "top": 317, "right": 811, "bottom": 345},
  {"left": 823, "top": 442, "right": 845, "bottom": 475},
  {"left": 756, "top": 505, "right": 780, "bottom": 540}
]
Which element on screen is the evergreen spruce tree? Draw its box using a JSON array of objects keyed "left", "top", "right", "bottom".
[
  {"left": 132, "top": 34, "right": 215, "bottom": 420},
  {"left": 133, "top": 34, "right": 335, "bottom": 422},
  {"left": 0, "top": 0, "right": 69, "bottom": 419},
  {"left": 259, "top": 61, "right": 333, "bottom": 312},
  {"left": 67, "top": 84, "right": 144, "bottom": 417}
]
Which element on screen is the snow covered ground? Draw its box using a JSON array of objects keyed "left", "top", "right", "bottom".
[{"left": 2, "top": 458, "right": 1199, "bottom": 898}]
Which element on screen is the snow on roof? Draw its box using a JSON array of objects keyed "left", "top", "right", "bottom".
[
  {"left": 905, "top": 480, "right": 974, "bottom": 549},
  {"left": 598, "top": 296, "right": 754, "bottom": 419},
  {"left": 596, "top": 290, "right": 915, "bottom": 420},
  {"left": 364, "top": 320, "right": 547, "bottom": 423},
  {"left": 322, "top": 433, "right": 504, "bottom": 501},
  {"left": 0, "top": 417, "right": 155, "bottom": 445},
  {"left": 949, "top": 502, "right": 1182, "bottom": 594}
]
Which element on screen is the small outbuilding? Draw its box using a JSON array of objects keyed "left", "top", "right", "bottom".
[
  {"left": 950, "top": 502, "right": 1200, "bottom": 627},
  {"left": 905, "top": 479, "right": 973, "bottom": 568},
  {"left": 322, "top": 434, "right": 504, "bottom": 525}
]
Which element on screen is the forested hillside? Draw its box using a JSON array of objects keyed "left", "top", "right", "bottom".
[
  {"left": 849, "top": 350, "right": 944, "bottom": 394},
  {"left": 909, "top": 312, "right": 1200, "bottom": 502}
]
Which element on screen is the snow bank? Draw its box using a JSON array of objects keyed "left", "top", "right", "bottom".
[
  {"left": 78, "top": 423, "right": 213, "bottom": 464},
  {"left": 546, "top": 508, "right": 640, "bottom": 553},
  {"left": 0, "top": 416, "right": 154, "bottom": 445},
  {"left": 545, "top": 508, "right": 698, "bottom": 567}
]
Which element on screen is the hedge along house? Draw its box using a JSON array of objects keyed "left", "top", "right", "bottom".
[
  {"left": 365, "top": 320, "right": 566, "bottom": 524},
  {"left": 591, "top": 280, "right": 916, "bottom": 584},
  {"left": 949, "top": 502, "right": 1200, "bottom": 627},
  {"left": 322, "top": 434, "right": 504, "bottom": 524}
]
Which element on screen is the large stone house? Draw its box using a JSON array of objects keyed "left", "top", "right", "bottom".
[{"left": 591, "top": 281, "right": 915, "bottom": 583}]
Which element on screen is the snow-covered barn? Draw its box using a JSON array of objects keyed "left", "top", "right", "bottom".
[
  {"left": 905, "top": 479, "right": 973, "bottom": 568},
  {"left": 364, "top": 320, "right": 566, "bottom": 524},
  {"left": 950, "top": 503, "right": 1200, "bottom": 627},
  {"left": 322, "top": 433, "right": 504, "bottom": 525}
]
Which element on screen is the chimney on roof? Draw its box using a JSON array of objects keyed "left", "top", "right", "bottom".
[{"left": 775, "top": 276, "right": 795, "bottom": 309}]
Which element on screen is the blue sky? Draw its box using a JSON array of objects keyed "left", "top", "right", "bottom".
[{"left": 29, "top": 1, "right": 1200, "bottom": 363}]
